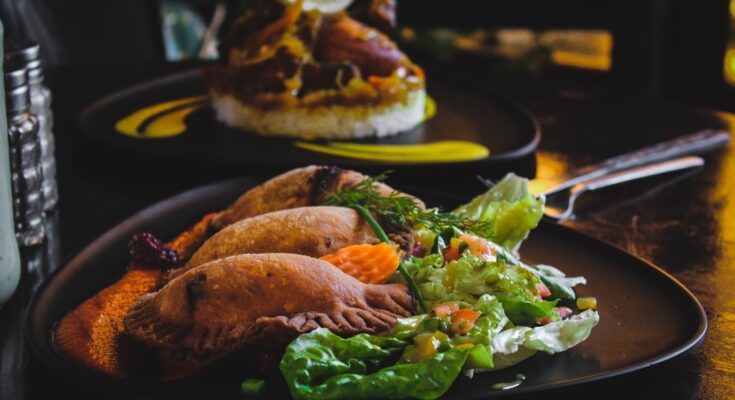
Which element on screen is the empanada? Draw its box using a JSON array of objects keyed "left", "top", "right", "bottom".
[
  {"left": 125, "top": 253, "right": 413, "bottom": 366},
  {"left": 168, "top": 206, "right": 379, "bottom": 281}
]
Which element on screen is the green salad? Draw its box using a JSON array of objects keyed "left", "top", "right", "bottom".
[{"left": 257, "top": 173, "right": 599, "bottom": 399}]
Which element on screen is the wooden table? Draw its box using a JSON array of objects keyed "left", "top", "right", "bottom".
[{"left": 0, "top": 63, "right": 733, "bottom": 399}]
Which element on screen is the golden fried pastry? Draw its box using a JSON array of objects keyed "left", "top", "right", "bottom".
[
  {"left": 124, "top": 253, "right": 413, "bottom": 367},
  {"left": 211, "top": 165, "right": 422, "bottom": 232},
  {"left": 168, "top": 206, "right": 379, "bottom": 281},
  {"left": 53, "top": 165, "right": 422, "bottom": 378},
  {"left": 173, "top": 165, "right": 420, "bottom": 264}
]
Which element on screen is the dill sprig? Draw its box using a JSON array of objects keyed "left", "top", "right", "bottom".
[
  {"left": 322, "top": 172, "right": 492, "bottom": 237},
  {"left": 322, "top": 172, "right": 490, "bottom": 314},
  {"left": 351, "top": 204, "right": 426, "bottom": 313}
]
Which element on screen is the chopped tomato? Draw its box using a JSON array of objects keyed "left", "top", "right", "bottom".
[
  {"left": 432, "top": 302, "right": 460, "bottom": 318},
  {"left": 450, "top": 308, "right": 481, "bottom": 334},
  {"left": 539, "top": 307, "right": 574, "bottom": 325},
  {"left": 458, "top": 234, "right": 495, "bottom": 260},
  {"left": 537, "top": 282, "right": 552, "bottom": 298},
  {"left": 443, "top": 246, "right": 460, "bottom": 261}
]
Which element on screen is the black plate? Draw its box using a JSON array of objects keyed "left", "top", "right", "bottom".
[
  {"left": 79, "top": 69, "right": 540, "bottom": 169},
  {"left": 25, "top": 177, "right": 706, "bottom": 399}
]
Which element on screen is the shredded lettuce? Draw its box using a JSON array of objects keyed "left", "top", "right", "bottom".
[
  {"left": 452, "top": 173, "right": 544, "bottom": 252},
  {"left": 400, "top": 253, "right": 558, "bottom": 326},
  {"left": 384, "top": 295, "right": 506, "bottom": 341},
  {"left": 275, "top": 172, "right": 599, "bottom": 399},
  {"left": 486, "top": 241, "right": 587, "bottom": 301}
]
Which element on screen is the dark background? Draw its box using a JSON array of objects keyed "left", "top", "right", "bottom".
[
  {"left": 1, "top": 1, "right": 735, "bottom": 400},
  {"left": 3, "top": 0, "right": 735, "bottom": 110}
]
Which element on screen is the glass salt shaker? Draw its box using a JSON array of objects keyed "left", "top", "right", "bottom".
[
  {"left": 0, "top": 20, "right": 21, "bottom": 306},
  {"left": 5, "top": 64, "right": 45, "bottom": 246},
  {"left": 7, "top": 42, "right": 57, "bottom": 211}
]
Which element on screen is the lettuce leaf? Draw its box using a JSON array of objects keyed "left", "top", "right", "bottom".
[
  {"left": 280, "top": 309, "right": 599, "bottom": 399},
  {"left": 469, "top": 295, "right": 510, "bottom": 341},
  {"left": 456, "top": 295, "right": 509, "bottom": 369},
  {"left": 492, "top": 310, "right": 599, "bottom": 356},
  {"left": 500, "top": 298, "right": 559, "bottom": 326},
  {"left": 522, "top": 309, "right": 600, "bottom": 353},
  {"left": 452, "top": 173, "right": 544, "bottom": 252},
  {"left": 280, "top": 328, "right": 468, "bottom": 400},
  {"left": 471, "top": 310, "right": 600, "bottom": 373}
]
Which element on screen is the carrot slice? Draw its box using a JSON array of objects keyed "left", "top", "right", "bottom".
[{"left": 320, "top": 243, "right": 401, "bottom": 284}]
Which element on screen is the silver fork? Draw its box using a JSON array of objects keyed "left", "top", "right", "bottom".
[
  {"left": 543, "top": 156, "right": 705, "bottom": 221},
  {"left": 529, "top": 129, "right": 729, "bottom": 197}
]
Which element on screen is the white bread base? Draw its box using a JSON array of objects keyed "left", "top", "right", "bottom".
[{"left": 211, "top": 89, "right": 426, "bottom": 139}]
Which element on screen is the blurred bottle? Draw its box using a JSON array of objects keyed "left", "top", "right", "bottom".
[
  {"left": 7, "top": 42, "right": 57, "bottom": 210},
  {"left": 0, "top": 19, "right": 21, "bottom": 306},
  {"left": 5, "top": 60, "right": 44, "bottom": 246}
]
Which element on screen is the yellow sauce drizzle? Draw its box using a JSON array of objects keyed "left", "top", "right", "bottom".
[
  {"left": 294, "top": 96, "right": 490, "bottom": 163},
  {"left": 113, "top": 93, "right": 487, "bottom": 163},
  {"left": 115, "top": 96, "right": 207, "bottom": 139},
  {"left": 294, "top": 140, "right": 489, "bottom": 163}
]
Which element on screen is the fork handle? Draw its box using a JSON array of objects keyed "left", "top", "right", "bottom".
[
  {"left": 572, "top": 156, "right": 705, "bottom": 194},
  {"left": 551, "top": 129, "right": 730, "bottom": 194},
  {"left": 589, "top": 129, "right": 728, "bottom": 172}
]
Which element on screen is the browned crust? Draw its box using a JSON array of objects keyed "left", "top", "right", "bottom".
[
  {"left": 53, "top": 166, "right": 423, "bottom": 378},
  {"left": 124, "top": 254, "right": 412, "bottom": 366},
  {"left": 168, "top": 206, "right": 380, "bottom": 281},
  {"left": 166, "top": 212, "right": 220, "bottom": 266},
  {"left": 211, "top": 165, "right": 423, "bottom": 231}
]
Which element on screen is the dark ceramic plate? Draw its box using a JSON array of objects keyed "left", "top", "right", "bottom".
[
  {"left": 25, "top": 177, "right": 706, "bottom": 399},
  {"left": 78, "top": 69, "right": 540, "bottom": 169}
]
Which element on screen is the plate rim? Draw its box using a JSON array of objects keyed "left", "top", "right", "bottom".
[
  {"left": 77, "top": 68, "right": 542, "bottom": 166},
  {"left": 24, "top": 176, "right": 707, "bottom": 398}
]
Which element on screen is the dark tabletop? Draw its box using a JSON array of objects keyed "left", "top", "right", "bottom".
[{"left": 0, "top": 62, "right": 733, "bottom": 400}]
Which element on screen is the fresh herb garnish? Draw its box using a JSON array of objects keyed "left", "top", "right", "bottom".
[
  {"left": 351, "top": 204, "right": 426, "bottom": 313},
  {"left": 322, "top": 173, "right": 492, "bottom": 237},
  {"left": 322, "top": 172, "right": 495, "bottom": 314}
]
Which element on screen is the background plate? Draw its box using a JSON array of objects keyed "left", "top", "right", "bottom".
[
  {"left": 79, "top": 69, "right": 540, "bottom": 169},
  {"left": 25, "top": 177, "right": 706, "bottom": 399}
]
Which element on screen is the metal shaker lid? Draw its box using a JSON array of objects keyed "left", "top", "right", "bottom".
[
  {"left": 4, "top": 67, "right": 31, "bottom": 114},
  {"left": 4, "top": 67, "right": 28, "bottom": 90},
  {"left": 6, "top": 41, "right": 41, "bottom": 63},
  {"left": 6, "top": 41, "right": 44, "bottom": 83},
  {"left": 5, "top": 86, "right": 31, "bottom": 115}
]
